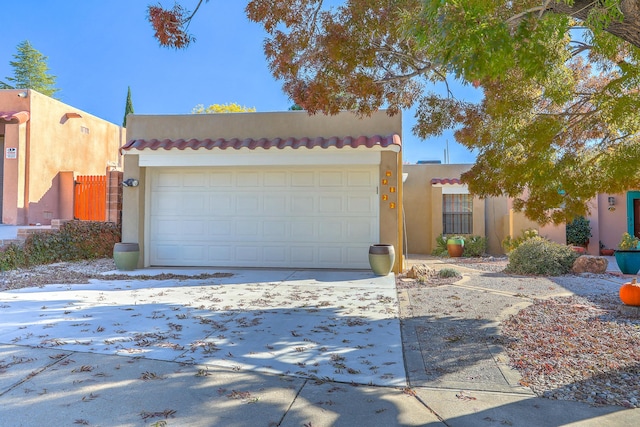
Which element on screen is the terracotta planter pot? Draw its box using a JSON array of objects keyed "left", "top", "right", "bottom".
[
  {"left": 368, "top": 244, "right": 395, "bottom": 276},
  {"left": 446, "top": 238, "right": 464, "bottom": 257},
  {"left": 600, "top": 249, "right": 615, "bottom": 256}
]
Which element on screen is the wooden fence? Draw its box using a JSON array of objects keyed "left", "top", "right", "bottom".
[{"left": 74, "top": 175, "right": 106, "bottom": 221}]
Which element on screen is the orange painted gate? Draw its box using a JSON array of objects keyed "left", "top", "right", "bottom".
[{"left": 74, "top": 175, "right": 106, "bottom": 221}]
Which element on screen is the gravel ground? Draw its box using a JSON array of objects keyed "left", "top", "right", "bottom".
[
  {"left": 2, "top": 257, "right": 639, "bottom": 408},
  {"left": 399, "top": 256, "right": 640, "bottom": 409}
]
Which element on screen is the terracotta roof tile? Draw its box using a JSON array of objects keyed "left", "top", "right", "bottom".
[
  {"left": 0, "top": 111, "right": 30, "bottom": 124},
  {"left": 431, "top": 178, "right": 463, "bottom": 185},
  {"left": 121, "top": 134, "right": 401, "bottom": 153}
]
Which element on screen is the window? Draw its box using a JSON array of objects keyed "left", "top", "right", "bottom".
[{"left": 443, "top": 194, "right": 472, "bottom": 234}]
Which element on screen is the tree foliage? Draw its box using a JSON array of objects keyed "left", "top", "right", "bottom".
[
  {"left": 0, "top": 40, "right": 59, "bottom": 98},
  {"left": 123, "top": 86, "right": 135, "bottom": 127},
  {"left": 148, "top": 1, "right": 640, "bottom": 223},
  {"left": 192, "top": 102, "right": 256, "bottom": 113}
]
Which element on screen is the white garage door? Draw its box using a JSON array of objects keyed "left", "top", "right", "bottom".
[{"left": 148, "top": 166, "right": 379, "bottom": 268}]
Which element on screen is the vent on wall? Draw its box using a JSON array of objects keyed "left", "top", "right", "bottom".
[{"left": 80, "top": 126, "right": 90, "bottom": 134}]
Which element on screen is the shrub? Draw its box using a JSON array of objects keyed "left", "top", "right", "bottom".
[
  {"left": 438, "top": 268, "right": 460, "bottom": 278},
  {"left": 566, "top": 216, "right": 591, "bottom": 246},
  {"left": 502, "top": 229, "right": 539, "bottom": 253},
  {"left": 504, "top": 236, "right": 579, "bottom": 276},
  {"left": 0, "top": 221, "right": 121, "bottom": 271},
  {"left": 463, "top": 235, "right": 486, "bottom": 257},
  {"left": 431, "top": 234, "right": 449, "bottom": 257}
]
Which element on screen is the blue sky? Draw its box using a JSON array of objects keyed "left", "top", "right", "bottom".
[{"left": 0, "top": 1, "right": 479, "bottom": 164}]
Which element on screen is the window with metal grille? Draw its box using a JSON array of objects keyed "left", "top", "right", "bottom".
[{"left": 443, "top": 194, "right": 472, "bottom": 234}]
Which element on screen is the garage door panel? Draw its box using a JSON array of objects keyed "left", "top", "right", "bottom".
[
  {"left": 291, "top": 172, "right": 315, "bottom": 187},
  {"left": 149, "top": 166, "right": 379, "bottom": 268},
  {"left": 212, "top": 194, "right": 233, "bottom": 214},
  {"left": 235, "top": 246, "right": 260, "bottom": 262},
  {"left": 236, "top": 172, "right": 260, "bottom": 187},
  {"left": 318, "top": 221, "right": 343, "bottom": 241},
  {"left": 182, "top": 194, "right": 208, "bottom": 213},
  {"left": 183, "top": 173, "right": 207, "bottom": 187},
  {"left": 318, "top": 196, "right": 343, "bottom": 213},
  {"left": 290, "top": 246, "right": 315, "bottom": 263},
  {"left": 210, "top": 172, "right": 233, "bottom": 187},
  {"left": 263, "top": 246, "right": 286, "bottom": 262},
  {"left": 264, "top": 171, "right": 287, "bottom": 187},
  {"left": 154, "top": 192, "right": 183, "bottom": 213},
  {"left": 348, "top": 170, "right": 373, "bottom": 186},
  {"left": 183, "top": 245, "right": 208, "bottom": 262},
  {"left": 209, "top": 220, "right": 232, "bottom": 236},
  {"left": 291, "top": 195, "right": 314, "bottom": 213},
  {"left": 264, "top": 195, "right": 287, "bottom": 215},
  {"left": 155, "top": 172, "right": 182, "bottom": 187},
  {"left": 290, "top": 220, "right": 316, "bottom": 240},
  {"left": 154, "top": 244, "right": 180, "bottom": 262},
  {"left": 209, "top": 246, "right": 232, "bottom": 262},
  {"left": 236, "top": 195, "right": 260, "bottom": 212},
  {"left": 347, "top": 221, "right": 375, "bottom": 241},
  {"left": 263, "top": 220, "right": 288, "bottom": 239},
  {"left": 319, "top": 171, "right": 343, "bottom": 186},
  {"left": 235, "top": 221, "right": 260, "bottom": 238}
]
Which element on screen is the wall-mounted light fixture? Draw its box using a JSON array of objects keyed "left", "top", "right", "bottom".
[
  {"left": 122, "top": 178, "right": 139, "bottom": 187},
  {"left": 608, "top": 196, "right": 616, "bottom": 206}
]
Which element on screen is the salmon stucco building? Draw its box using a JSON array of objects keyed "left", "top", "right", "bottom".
[{"left": 0, "top": 89, "right": 124, "bottom": 226}]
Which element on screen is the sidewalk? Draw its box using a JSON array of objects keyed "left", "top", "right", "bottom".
[{"left": 1, "top": 258, "right": 639, "bottom": 426}]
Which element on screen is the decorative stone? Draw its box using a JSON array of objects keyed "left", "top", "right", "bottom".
[
  {"left": 571, "top": 255, "right": 608, "bottom": 274},
  {"left": 406, "top": 264, "right": 435, "bottom": 279}
]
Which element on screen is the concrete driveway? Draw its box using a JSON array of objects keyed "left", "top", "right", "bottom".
[{"left": 0, "top": 268, "right": 406, "bottom": 387}]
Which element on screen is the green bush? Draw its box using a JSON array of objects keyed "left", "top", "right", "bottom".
[
  {"left": 0, "top": 221, "right": 121, "bottom": 271},
  {"left": 431, "top": 234, "right": 449, "bottom": 257},
  {"left": 502, "top": 229, "right": 539, "bottom": 253},
  {"left": 438, "top": 268, "right": 461, "bottom": 278},
  {"left": 566, "top": 216, "right": 591, "bottom": 246},
  {"left": 463, "top": 235, "right": 486, "bottom": 257},
  {"left": 504, "top": 236, "right": 579, "bottom": 276}
]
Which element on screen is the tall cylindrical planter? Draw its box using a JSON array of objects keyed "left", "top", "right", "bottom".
[
  {"left": 369, "top": 244, "right": 395, "bottom": 276},
  {"left": 113, "top": 243, "right": 139, "bottom": 271}
]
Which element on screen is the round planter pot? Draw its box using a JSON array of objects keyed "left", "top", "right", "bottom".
[
  {"left": 614, "top": 250, "right": 640, "bottom": 275},
  {"left": 113, "top": 243, "right": 140, "bottom": 271},
  {"left": 368, "top": 244, "right": 395, "bottom": 276},
  {"left": 446, "top": 239, "right": 464, "bottom": 258}
]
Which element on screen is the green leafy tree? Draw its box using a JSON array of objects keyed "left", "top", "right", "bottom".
[
  {"left": 123, "top": 86, "right": 135, "bottom": 127},
  {"left": 148, "top": 1, "right": 640, "bottom": 223},
  {"left": 191, "top": 103, "right": 256, "bottom": 113},
  {"left": 0, "top": 40, "right": 59, "bottom": 98}
]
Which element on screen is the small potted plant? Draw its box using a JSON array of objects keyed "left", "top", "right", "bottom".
[
  {"left": 599, "top": 241, "right": 614, "bottom": 256},
  {"left": 614, "top": 232, "right": 640, "bottom": 274},
  {"left": 566, "top": 216, "right": 591, "bottom": 252}
]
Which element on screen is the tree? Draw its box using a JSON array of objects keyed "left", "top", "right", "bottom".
[
  {"left": 123, "top": 86, "right": 135, "bottom": 127},
  {"left": 191, "top": 103, "right": 256, "bottom": 113},
  {"left": 0, "top": 40, "right": 59, "bottom": 98},
  {"left": 148, "top": 1, "right": 640, "bottom": 223}
]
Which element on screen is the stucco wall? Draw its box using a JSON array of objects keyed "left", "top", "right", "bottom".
[
  {"left": 0, "top": 89, "right": 125, "bottom": 225},
  {"left": 126, "top": 110, "right": 402, "bottom": 141},
  {"left": 596, "top": 193, "right": 627, "bottom": 250}
]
